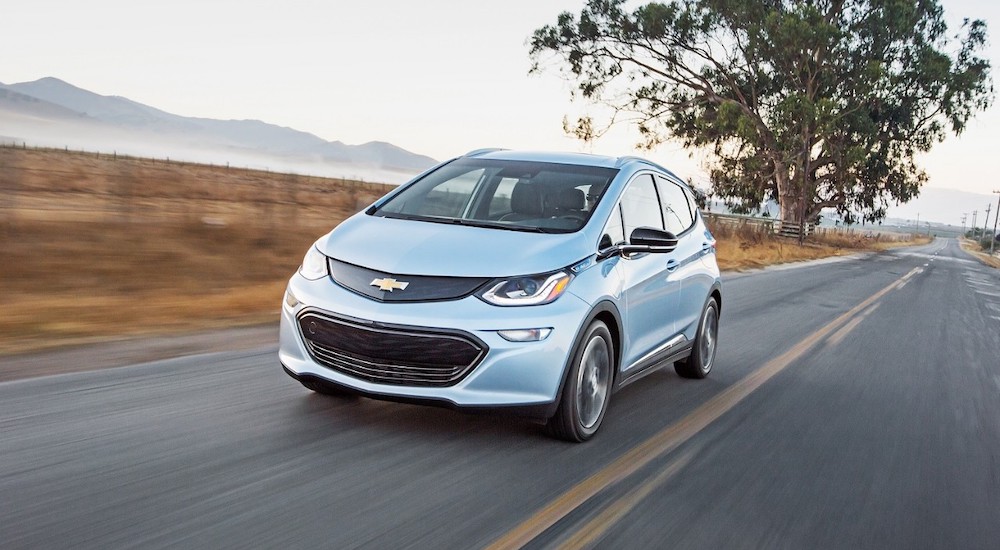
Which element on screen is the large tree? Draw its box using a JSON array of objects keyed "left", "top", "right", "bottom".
[{"left": 530, "top": 0, "right": 992, "bottom": 227}]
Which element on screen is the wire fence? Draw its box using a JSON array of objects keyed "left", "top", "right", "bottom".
[{"left": 0, "top": 144, "right": 394, "bottom": 229}]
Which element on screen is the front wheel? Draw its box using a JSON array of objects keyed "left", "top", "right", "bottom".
[
  {"left": 674, "top": 296, "right": 719, "bottom": 379},
  {"left": 545, "top": 321, "right": 614, "bottom": 442}
]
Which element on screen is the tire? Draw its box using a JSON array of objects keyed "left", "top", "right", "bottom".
[
  {"left": 674, "top": 296, "right": 720, "bottom": 379},
  {"left": 545, "top": 321, "right": 614, "bottom": 442},
  {"left": 301, "top": 379, "right": 356, "bottom": 397}
]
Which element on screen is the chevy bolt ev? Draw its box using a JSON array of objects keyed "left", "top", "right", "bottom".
[{"left": 280, "top": 149, "right": 722, "bottom": 441}]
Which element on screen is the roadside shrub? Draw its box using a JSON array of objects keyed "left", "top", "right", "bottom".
[{"left": 705, "top": 218, "right": 771, "bottom": 247}]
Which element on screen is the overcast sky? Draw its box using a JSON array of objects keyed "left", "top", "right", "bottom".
[{"left": 3, "top": 0, "right": 999, "bottom": 201}]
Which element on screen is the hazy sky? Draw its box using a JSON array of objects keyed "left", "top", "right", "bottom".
[{"left": 3, "top": 0, "right": 999, "bottom": 201}]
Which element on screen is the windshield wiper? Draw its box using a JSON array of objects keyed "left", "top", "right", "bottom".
[
  {"left": 377, "top": 212, "right": 449, "bottom": 224},
  {"left": 445, "top": 219, "right": 553, "bottom": 233},
  {"left": 377, "top": 212, "right": 558, "bottom": 233}
]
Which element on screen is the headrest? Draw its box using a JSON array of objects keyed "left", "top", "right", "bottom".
[
  {"left": 554, "top": 188, "right": 585, "bottom": 210},
  {"left": 510, "top": 182, "right": 544, "bottom": 216}
]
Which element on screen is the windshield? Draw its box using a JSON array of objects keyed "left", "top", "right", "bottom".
[{"left": 372, "top": 158, "right": 618, "bottom": 233}]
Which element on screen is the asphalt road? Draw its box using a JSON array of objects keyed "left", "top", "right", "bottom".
[{"left": 2, "top": 238, "right": 999, "bottom": 549}]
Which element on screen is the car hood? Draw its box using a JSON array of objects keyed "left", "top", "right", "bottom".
[{"left": 318, "top": 213, "right": 593, "bottom": 277}]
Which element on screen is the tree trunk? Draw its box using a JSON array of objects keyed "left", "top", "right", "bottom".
[{"left": 773, "top": 162, "right": 803, "bottom": 238}]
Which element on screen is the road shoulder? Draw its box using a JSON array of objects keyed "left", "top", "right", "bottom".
[{"left": 0, "top": 324, "right": 277, "bottom": 383}]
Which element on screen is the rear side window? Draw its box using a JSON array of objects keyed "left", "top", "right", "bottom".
[{"left": 655, "top": 175, "right": 694, "bottom": 234}]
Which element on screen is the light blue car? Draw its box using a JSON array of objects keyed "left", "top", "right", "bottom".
[{"left": 279, "top": 149, "right": 722, "bottom": 441}]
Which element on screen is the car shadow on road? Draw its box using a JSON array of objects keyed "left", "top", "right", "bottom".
[
  {"left": 281, "top": 364, "right": 732, "bottom": 450},
  {"left": 286, "top": 389, "right": 552, "bottom": 444}
]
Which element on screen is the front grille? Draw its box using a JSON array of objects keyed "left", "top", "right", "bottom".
[
  {"left": 297, "top": 310, "right": 487, "bottom": 387},
  {"left": 328, "top": 258, "right": 490, "bottom": 303}
]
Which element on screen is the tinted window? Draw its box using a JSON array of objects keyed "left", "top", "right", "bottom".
[
  {"left": 620, "top": 174, "right": 663, "bottom": 241},
  {"left": 374, "top": 158, "right": 618, "bottom": 233},
  {"left": 655, "top": 175, "right": 694, "bottom": 234}
]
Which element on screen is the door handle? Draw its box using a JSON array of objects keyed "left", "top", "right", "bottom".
[{"left": 665, "top": 259, "right": 679, "bottom": 272}]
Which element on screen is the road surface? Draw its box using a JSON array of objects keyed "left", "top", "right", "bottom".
[{"left": 2, "top": 238, "right": 998, "bottom": 549}]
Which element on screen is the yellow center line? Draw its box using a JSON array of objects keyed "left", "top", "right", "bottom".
[
  {"left": 826, "top": 302, "right": 881, "bottom": 347},
  {"left": 553, "top": 447, "right": 699, "bottom": 550},
  {"left": 484, "top": 267, "right": 922, "bottom": 550}
]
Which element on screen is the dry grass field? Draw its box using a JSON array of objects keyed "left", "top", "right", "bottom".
[
  {"left": 0, "top": 146, "right": 927, "bottom": 355},
  {"left": 958, "top": 238, "right": 1000, "bottom": 268},
  {"left": 1, "top": 146, "right": 391, "bottom": 354},
  {"left": 707, "top": 220, "right": 928, "bottom": 271}
]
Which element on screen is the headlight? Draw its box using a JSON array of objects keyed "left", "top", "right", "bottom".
[
  {"left": 299, "top": 245, "right": 329, "bottom": 280},
  {"left": 478, "top": 271, "right": 572, "bottom": 306}
]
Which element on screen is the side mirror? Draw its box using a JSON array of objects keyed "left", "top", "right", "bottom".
[
  {"left": 597, "top": 227, "right": 678, "bottom": 260},
  {"left": 628, "top": 227, "right": 679, "bottom": 253}
]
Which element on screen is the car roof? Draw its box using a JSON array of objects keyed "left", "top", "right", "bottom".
[{"left": 462, "top": 148, "right": 683, "bottom": 182}]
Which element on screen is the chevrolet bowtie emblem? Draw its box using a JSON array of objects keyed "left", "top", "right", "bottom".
[{"left": 370, "top": 277, "right": 410, "bottom": 292}]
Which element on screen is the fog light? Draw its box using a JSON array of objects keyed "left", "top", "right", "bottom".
[
  {"left": 284, "top": 289, "right": 300, "bottom": 309},
  {"left": 498, "top": 328, "right": 552, "bottom": 342}
]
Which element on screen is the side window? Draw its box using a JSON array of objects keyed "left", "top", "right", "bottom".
[
  {"left": 655, "top": 176, "right": 694, "bottom": 234},
  {"left": 601, "top": 204, "right": 625, "bottom": 247},
  {"left": 620, "top": 174, "right": 663, "bottom": 241}
]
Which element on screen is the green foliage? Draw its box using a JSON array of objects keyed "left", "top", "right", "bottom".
[{"left": 531, "top": 0, "right": 993, "bottom": 224}]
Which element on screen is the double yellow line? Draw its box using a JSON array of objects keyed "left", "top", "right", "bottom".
[{"left": 486, "top": 266, "right": 923, "bottom": 550}]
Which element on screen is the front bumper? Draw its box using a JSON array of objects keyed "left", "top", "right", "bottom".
[{"left": 278, "top": 272, "right": 592, "bottom": 415}]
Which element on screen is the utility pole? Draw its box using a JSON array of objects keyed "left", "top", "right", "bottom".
[
  {"left": 915, "top": 212, "right": 920, "bottom": 233},
  {"left": 972, "top": 210, "right": 978, "bottom": 238},
  {"left": 961, "top": 213, "right": 967, "bottom": 235},
  {"left": 992, "top": 191, "right": 1000, "bottom": 254},
  {"left": 986, "top": 202, "right": 993, "bottom": 242}
]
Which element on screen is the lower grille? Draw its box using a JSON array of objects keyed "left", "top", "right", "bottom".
[{"left": 297, "top": 311, "right": 487, "bottom": 387}]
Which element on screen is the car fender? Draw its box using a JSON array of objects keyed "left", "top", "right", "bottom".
[{"left": 546, "top": 299, "right": 624, "bottom": 418}]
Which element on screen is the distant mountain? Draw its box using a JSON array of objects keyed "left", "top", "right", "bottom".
[
  {"left": 0, "top": 77, "right": 437, "bottom": 181},
  {"left": 0, "top": 86, "right": 89, "bottom": 120}
]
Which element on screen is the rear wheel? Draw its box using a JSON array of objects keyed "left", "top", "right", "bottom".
[
  {"left": 546, "top": 321, "right": 614, "bottom": 442},
  {"left": 674, "top": 296, "right": 719, "bottom": 379}
]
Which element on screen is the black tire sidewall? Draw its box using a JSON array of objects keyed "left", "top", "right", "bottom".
[
  {"left": 692, "top": 298, "right": 719, "bottom": 374},
  {"left": 566, "top": 321, "right": 614, "bottom": 440},
  {"left": 675, "top": 296, "right": 719, "bottom": 379}
]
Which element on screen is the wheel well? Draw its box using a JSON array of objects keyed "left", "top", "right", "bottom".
[
  {"left": 593, "top": 310, "right": 622, "bottom": 385},
  {"left": 711, "top": 288, "right": 722, "bottom": 314}
]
